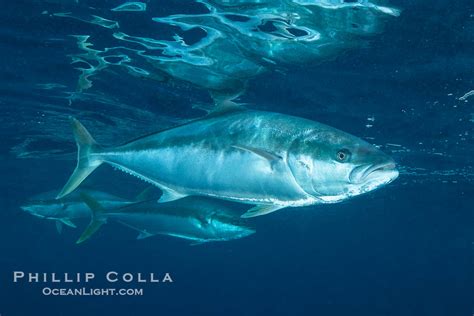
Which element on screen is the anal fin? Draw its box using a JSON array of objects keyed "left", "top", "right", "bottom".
[{"left": 241, "top": 205, "right": 284, "bottom": 218}]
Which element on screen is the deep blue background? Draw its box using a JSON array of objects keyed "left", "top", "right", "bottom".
[{"left": 0, "top": 1, "right": 472, "bottom": 315}]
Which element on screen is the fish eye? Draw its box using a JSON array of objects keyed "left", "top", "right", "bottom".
[{"left": 336, "top": 149, "right": 351, "bottom": 162}]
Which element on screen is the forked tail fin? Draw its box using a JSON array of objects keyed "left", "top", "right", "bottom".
[
  {"left": 76, "top": 192, "right": 107, "bottom": 244},
  {"left": 56, "top": 118, "right": 103, "bottom": 199}
]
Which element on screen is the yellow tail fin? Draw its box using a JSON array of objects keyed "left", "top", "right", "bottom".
[
  {"left": 76, "top": 192, "right": 107, "bottom": 244},
  {"left": 57, "top": 118, "right": 103, "bottom": 199}
]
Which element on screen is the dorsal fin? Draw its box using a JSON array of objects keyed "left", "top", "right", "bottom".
[
  {"left": 119, "top": 100, "right": 247, "bottom": 146},
  {"left": 206, "top": 99, "right": 247, "bottom": 119}
]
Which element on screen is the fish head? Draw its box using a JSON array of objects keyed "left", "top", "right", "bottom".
[
  {"left": 288, "top": 126, "right": 399, "bottom": 202},
  {"left": 20, "top": 198, "right": 66, "bottom": 218},
  {"left": 204, "top": 213, "right": 256, "bottom": 241}
]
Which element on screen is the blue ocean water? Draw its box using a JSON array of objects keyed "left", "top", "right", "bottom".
[{"left": 0, "top": 0, "right": 472, "bottom": 315}]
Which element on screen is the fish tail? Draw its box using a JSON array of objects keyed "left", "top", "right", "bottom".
[
  {"left": 56, "top": 118, "right": 103, "bottom": 199},
  {"left": 76, "top": 192, "right": 107, "bottom": 244}
]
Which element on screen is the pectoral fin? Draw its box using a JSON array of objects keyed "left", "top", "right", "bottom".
[
  {"left": 232, "top": 145, "right": 282, "bottom": 163},
  {"left": 60, "top": 218, "right": 77, "bottom": 228},
  {"left": 241, "top": 205, "right": 284, "bottom": 218}
]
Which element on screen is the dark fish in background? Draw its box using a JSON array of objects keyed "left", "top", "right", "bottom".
[
  {"left": 77, "top": 193, "right": 256, "bottom": 245},
  {"left": 21, "top": 188, "right": 154, "bottom": 233}
]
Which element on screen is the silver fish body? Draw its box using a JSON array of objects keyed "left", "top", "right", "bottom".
[
  {"left": 21, "top": 189, "right": 132, "bottom": 221},
  {"left": 103, "top": 111, "right": 314, "bottom": 205},
  {"left": 58, "top": 107, "right": 399, "bottom": 217},
  {"left": 78, "top": 195, "right": 255, "bottom": 244}
]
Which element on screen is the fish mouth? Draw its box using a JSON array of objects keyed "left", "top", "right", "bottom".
[
  {"left": 363, "top": 162, "right": 397, "bottom": 180},
  {"left": 350, "top": 162, "right": 398, "bottom": 184},
  {"left": 20, "top": 206, "right": 45, "bottom": 218}
]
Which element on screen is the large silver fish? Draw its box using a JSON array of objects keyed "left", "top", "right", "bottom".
[
  {"left": 58, "top": 105, "right": 398, "bottom": 217},
  {"left": 21, "top": 188, "right": 153, "bottom": 232},
  {"left": 77, "top": 193, "right": 255, "bottom": 245}
]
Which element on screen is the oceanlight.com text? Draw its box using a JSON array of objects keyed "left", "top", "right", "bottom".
[{"left": 42, "top": 287, "right": 144, "bottom": 296}]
